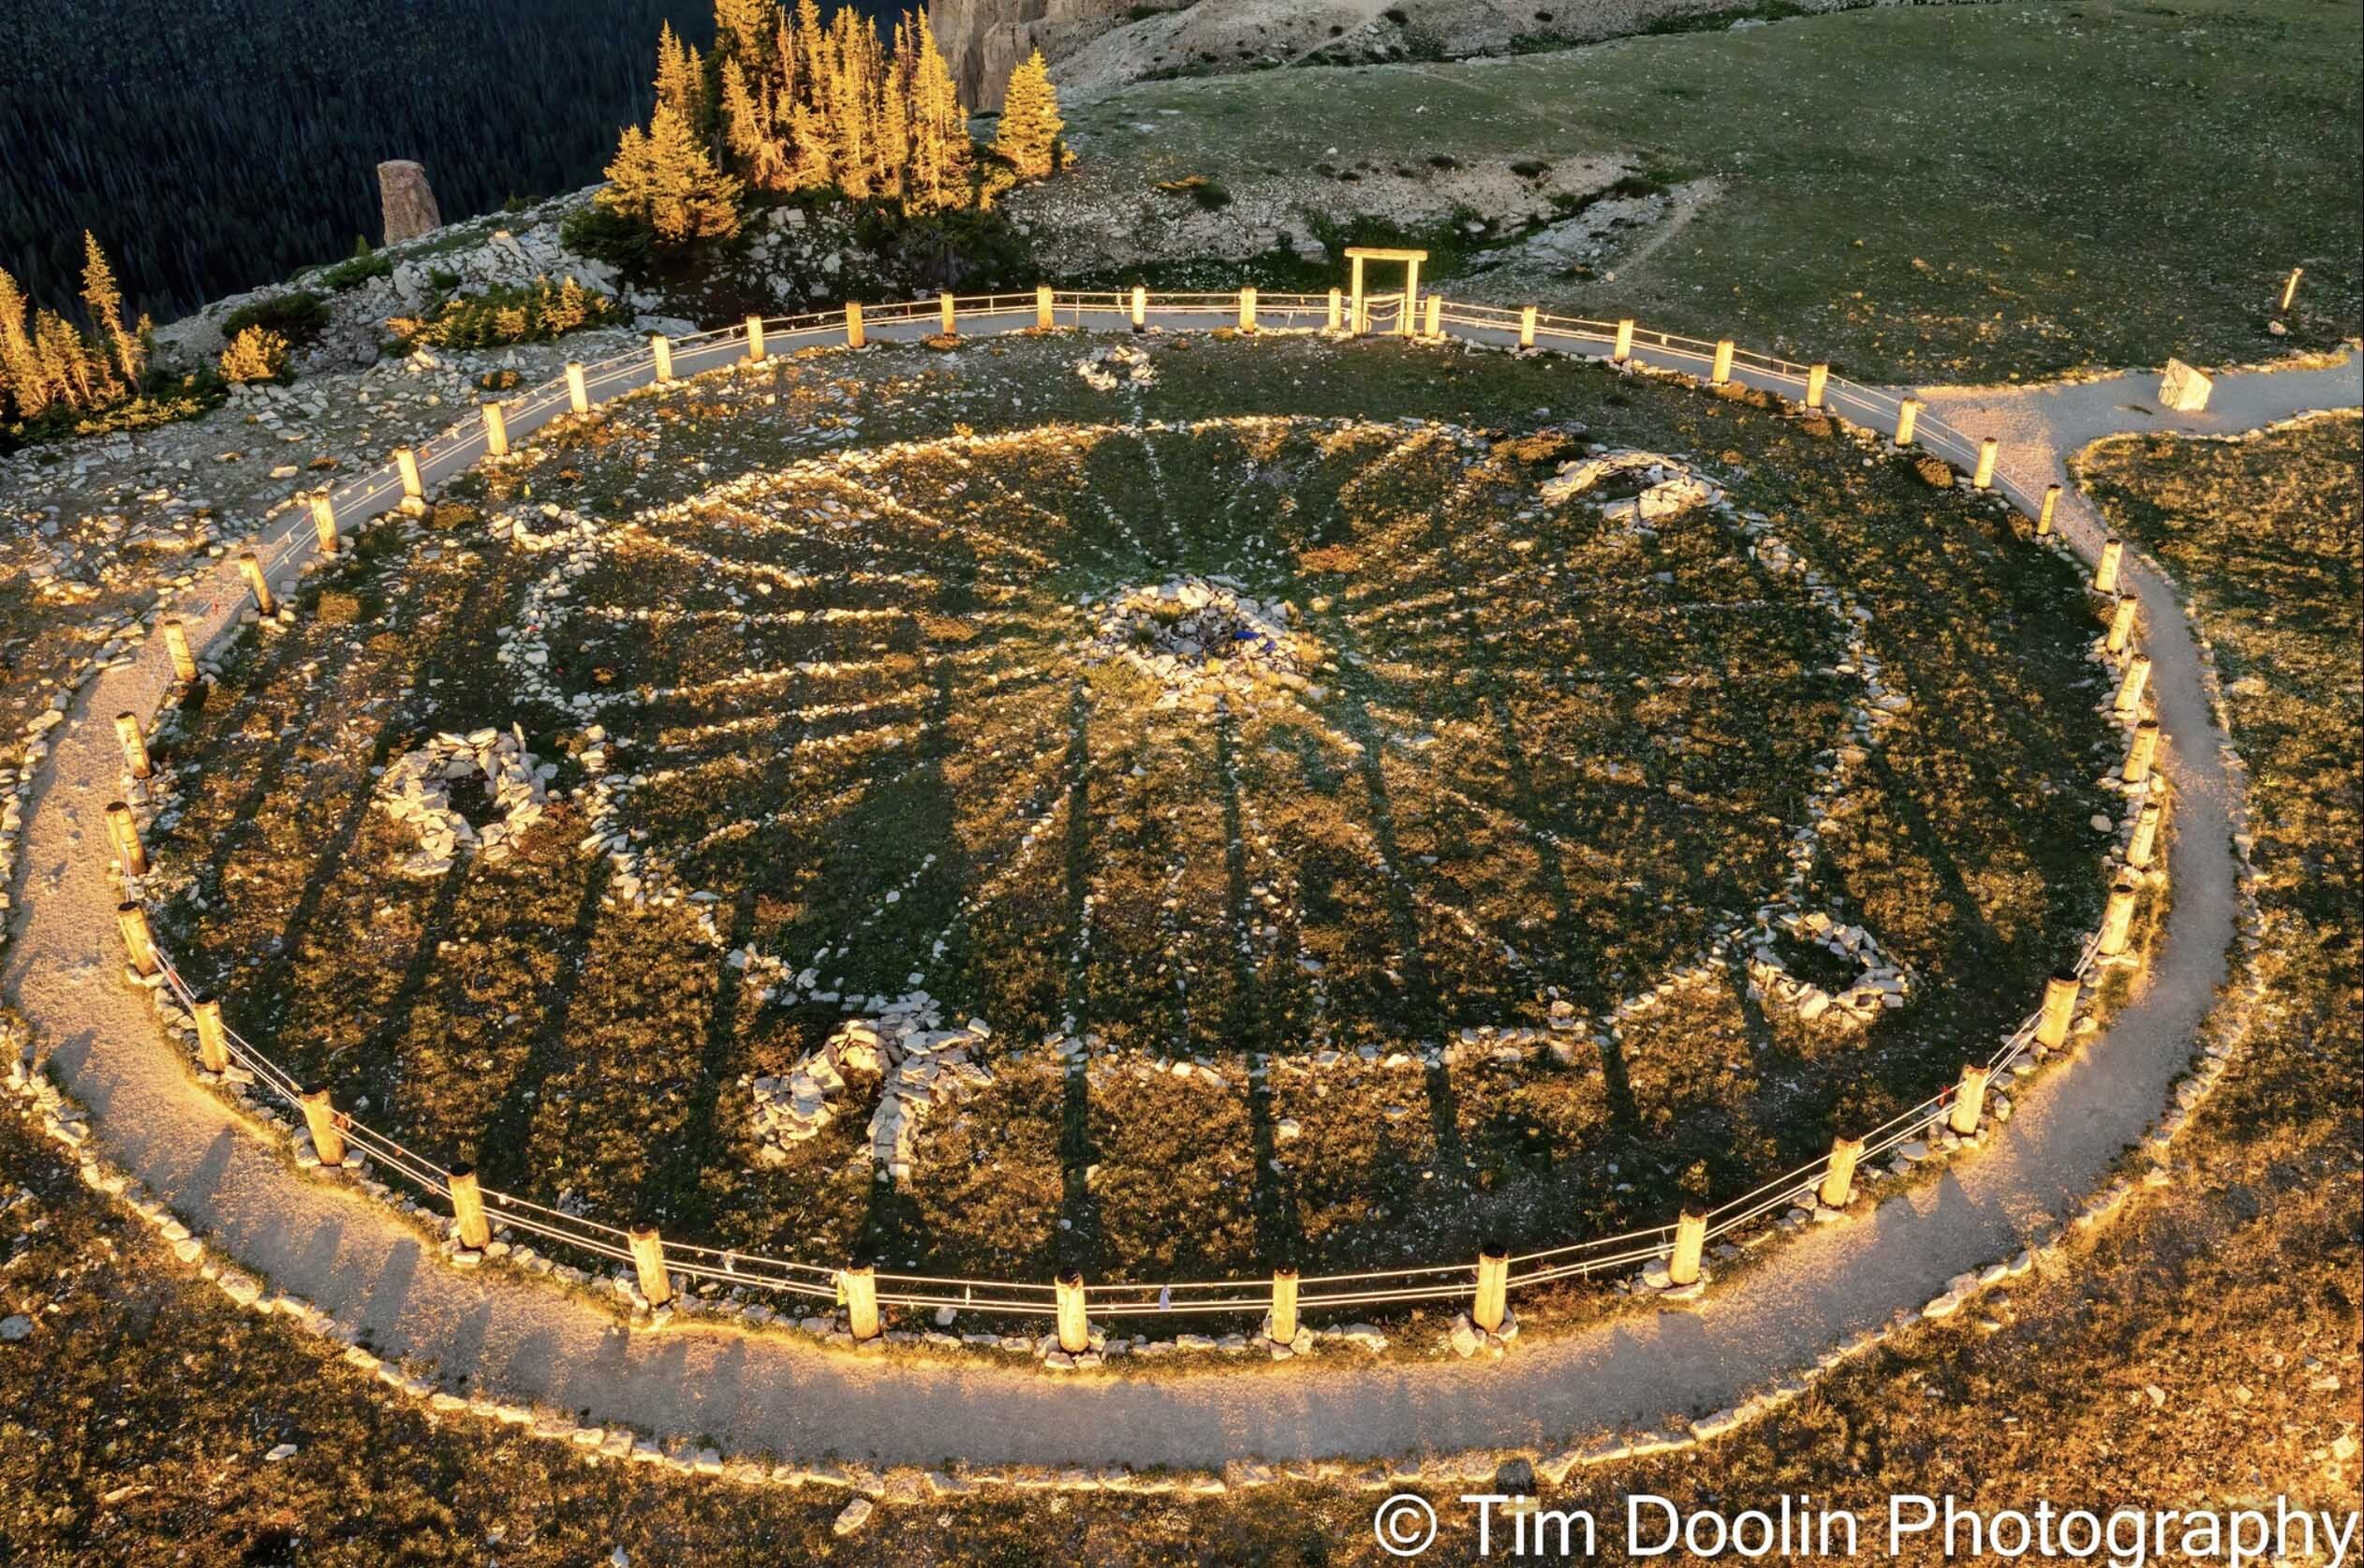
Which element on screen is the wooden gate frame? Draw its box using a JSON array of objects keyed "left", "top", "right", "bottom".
[{"left": 1344, "top": 245, "right": 1428, "bottom": 337}]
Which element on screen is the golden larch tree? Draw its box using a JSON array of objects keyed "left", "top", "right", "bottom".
[
  {"left": 993, "top": 51, "right": 1063, "bottom": 181},
  {"left": 598, "top": 104, "right": 743, "bottom": 244}
]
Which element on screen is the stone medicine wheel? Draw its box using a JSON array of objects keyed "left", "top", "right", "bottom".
[{"left": 1345, "top": 244, "right": 1428, "bottom": 337}]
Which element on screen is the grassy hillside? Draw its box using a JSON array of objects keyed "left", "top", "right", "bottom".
[{"left": 1053, "top": 0, "right": 2363, "bottom": 380}]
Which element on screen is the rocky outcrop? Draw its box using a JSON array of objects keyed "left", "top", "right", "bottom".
[
  {"left": 929, "top": 0, "right": 1154, "bottom": 111},
  {"left": 377, "top": 159, "right": 442, "bottom": 245}
]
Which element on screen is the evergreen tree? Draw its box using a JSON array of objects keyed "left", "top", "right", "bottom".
[
  {"left": 993, "top": 52, "right": 1063, "bottom": 181},
  {"left": 719, "top": 55, "right": 790, "bottom": 193},
  {"left": 654, "top": 22, "right": 706, "bottom": 127},
  {"left": 0, "top": 269, "right": 50, "bottom": 419},
  {"left": 596, "top": 104, "right": 743, "bottom": 245},
  {"left": 909, "top": 11, "right": 969, "bottom": 213},
  {"left": 713, "top": 0, "right": 773, "bottom": 67},
  {"left": 33, "top": 309, "right": 95, "bottom": 409},
  {"left": 80, "top": 231, "right": 140, "bottom": 389}
]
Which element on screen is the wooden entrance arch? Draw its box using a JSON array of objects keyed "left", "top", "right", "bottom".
[{"left": 1344, "top": 245, "right": 1427, "bottom": 337}]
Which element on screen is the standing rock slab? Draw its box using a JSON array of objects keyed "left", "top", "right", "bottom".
[{"left": 378, "top": 160, "right": 442, "bottom": 245}]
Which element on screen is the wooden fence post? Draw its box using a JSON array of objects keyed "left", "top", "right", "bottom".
[
  {"left": 650, "top": 333, "right": 674, "bottom": 383},
  {"left": 2105, "top": 595, "right": 2138, "bottom": 655},
  {"left": 394, "top": 446, "right": 424, "bottom": 500},
  {"left": 938, "top": 293, "right": 957, "bottom": 337},
  {"left": 163, "top": 618, "right": 199, "bottom": 683},
  {"left": 309, "top": 493, "right": 339, "bottom": 555},
  {"left": 2036, "top": 484, "right": 2061, "bottom": 536},
  {"left": 1130, "top": 286, "right": 1147, "bottom": 333},
  {"left": 1948, "top": 1063, "right": 1990, "bottom": 1137},
  {"left": 844, "top": 1263, "right": 880, "bottom": 1341},
  {"left": 2281, "top": 267, "right": 2303, "bottom": 311},
  {"left": 480, "top": 401, "right": 510, "bottom": 457},
  {"left": 1973, "top": 436, "right": 2000, "bottom": 490},
  {"left": 1893, "top": 398, "right": 1922, "bottom": 448},
  {"left": 1820, "top": 1134, "right": 1863, "bottom": 1209},
  {"left": 1668, "top": 1208, "right": 1707, "bottom": 1288},
  {"left": 449, "top": 1161, "right": 492, "bottom": 1250},
  {"left": 116, "top": 901, "right": 158, "bottom": 977},
  {"left": 2098, "top": 876, "right": 2140, "bottom": 956},
  {"left": 1471, "top": 1246, "right": 1509, "bottom": 1333},
  {"left": 845, "top": 302, "right": 865, "bottom": 348},
  {"left": 1269, "top": 1267, "right": 1299, "bottom": 1344},
  {"left": 2037, "top": 970, "right": 2080, "bottom": 1050},
  {"left": 565, "top": 362, "right": 589, "bottom": 415},
  {"left": 1055, "top": 1270, "right": 1089, "bottom": 1354},
  {"left": 2122, "top": 717, "right": 2161, "bottom": 785},
  {"left": 237, "top": 552, "right": 274, "bottom": 616},
  {"left": 300, "top": 1084, "right": 347, "bottom": 1167},
  {"left": 630, "top": 1225, "right": 673, "bottom": 1308},
  {"left": 114, "top": 712, "right": 153, "bottom": 780},
  {"left": 1422, "top": 294, "right": 1442, "bottom": 340},
  {"left": 1612, "top": 318, "right": 1634, "bottom": 363},
  {"left": 1326, "top": 288, "right": 1343, "bottom": 332},
  {"left": 1032, "top": 286, "right": 1053, "bottom": 330},
  {"left": 105, "top": 800, "right": 147, "bottom": 876},
  {"left": 746, "top": 315, "right": 768, "bottom": 362},
  {"left": 2127, "top": 800, "right": 2164, "bottom": 869},
  {"left": 1238, "top": 287, "right": 1257, "bottom": 332},
  {"left": 192, "top": 993, "right": 230, "bottom": 1073},
  {"left": 1518, "top": 305, "right": 1537, "bottom": 349},
  {"left": 1805, "top": 362, "right": 1828, "bottom": 408},
  {"left": 2113, "top": 654, "right": 2152, "bottom": 717},
  {"left": 2094, "top": 537, "right": 2124, "bottom": 595},
  {"left": 1709, "top": 338, "right": 1736, "bottom": 385}
]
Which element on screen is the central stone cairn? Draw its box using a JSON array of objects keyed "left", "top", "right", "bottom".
[{"left": 1080, "top": 575, "right": 1322, "bottom": 712}]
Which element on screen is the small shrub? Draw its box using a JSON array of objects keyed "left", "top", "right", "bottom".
[
  {"left": 1510, "top": 159, "right": 1550, "bottom": 178},
  {"left": 217, "top": 325, "right": 288, "bottom": 383},
  {"left": 1913, "top": 454, "right": 1958, "bottom": 488},
  {"left": 1154, "top": 174, "right": 1235, "bottom": 212}
]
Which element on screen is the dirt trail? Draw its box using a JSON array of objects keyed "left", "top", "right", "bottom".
[{"left": 6, "top": 333, "right": 2353, "bottom": 1470}]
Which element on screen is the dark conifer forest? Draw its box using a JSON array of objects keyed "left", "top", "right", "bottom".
[{"left": 2, "top": 0, "right": 887, "bottom": 322}]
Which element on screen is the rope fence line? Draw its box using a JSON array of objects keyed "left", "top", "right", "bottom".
[{"left": 111, "top": 286, "right": 2152, "bottom": 1354}]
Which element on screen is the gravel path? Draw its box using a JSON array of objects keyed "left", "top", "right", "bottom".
[{"left": 7, "top": 327, "right": 2354, "bottom": 1470}]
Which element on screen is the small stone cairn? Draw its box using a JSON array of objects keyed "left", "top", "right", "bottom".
[
  {"left": 751, "top": 998, "right": 994, "bottom": 1177},
  {"left": 1082, "top": 576, "right": 1321, "bottom": 712},
  {"left": 375, "top": 727, "right": 549, "bottom": 877}
]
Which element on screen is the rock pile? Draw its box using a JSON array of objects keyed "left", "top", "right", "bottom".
[
  {"left": 1745, "top": 909, "right": 1912, "bottom": 1029},
  {"left": 1081, "top": 576, "right": 1320, "bottom": 711},
  {"left": 1539, "top": 448, "right": 1724, "bottom": 524},
  {"left": 751, "top": 999, "right": 995, "bottom": 1178},
  {"left": 1074, "top": 344, "right": 1157, "bottom": 391},
  {"left": 375, "top": 727, "right": 550, "bottom": 878}
]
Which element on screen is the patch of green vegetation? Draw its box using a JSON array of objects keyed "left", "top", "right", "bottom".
[
  {"left": 388, "top": 277, "right": 622, "bottom": 350},
  {"left": 219, "top": 288, "right": 332, "bottom": 348},
  {"left": 312, "top": 244, "right": 395, "bottom": 291}
]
